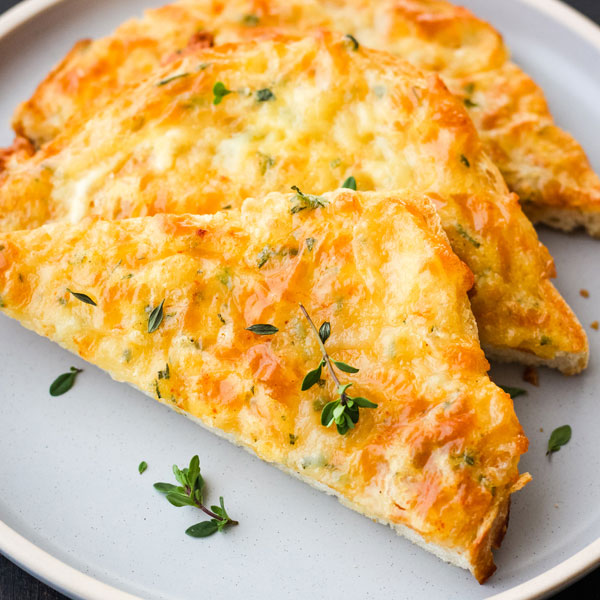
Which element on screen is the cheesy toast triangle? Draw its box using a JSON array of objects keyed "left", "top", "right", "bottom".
[
  {"left": 7, "top": 0, "right": 600, "bottom": 235},
  {"left": 0, "top": 33, "right": 588, "bottom": 373},
  {"left": 0, "top": 189, "right": 530, "bottom": 582}
]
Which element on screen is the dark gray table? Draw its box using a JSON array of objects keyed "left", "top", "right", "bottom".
[{"left": 1, "top": 0, "right": 599, "bottom": 597}]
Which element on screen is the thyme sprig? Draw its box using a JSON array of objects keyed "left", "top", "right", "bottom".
[
  {"left": 154, "top": 455, "right": 238, "bottom": 538},
  {"left": 299, "top": 304, "right": 377, "bottom": 435}
]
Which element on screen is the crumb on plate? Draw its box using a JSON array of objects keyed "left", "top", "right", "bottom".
[{"left": 523, "top": 366, "right": 539, "bottom": 386}]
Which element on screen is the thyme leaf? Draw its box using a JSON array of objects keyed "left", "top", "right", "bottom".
[
  {"left": 49, "top": 366, "right": 83, "bottom": 396},
  {"left": 246, "top": 324, "right": 279, "bottom": 335},
  {"left": 67, "top": 289, "right": 96, "bottom": 306},
  {"left": 148, "top": 299, "right": 165, "bottom": 333},
  {"left": 547, "top": 425, "right": 572, "bottom": 456}
]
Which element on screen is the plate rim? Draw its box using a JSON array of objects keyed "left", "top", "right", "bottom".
[{"left": 0, "top": 0, "right": 599, "bottom": 598}]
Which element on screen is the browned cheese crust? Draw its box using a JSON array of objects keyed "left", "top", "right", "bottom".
[
  {"left": 0, "top": 33, "right": 588, "bottom": 373},
  {"left": 0, "top": 189, "right": 531, "bottom": 581}
]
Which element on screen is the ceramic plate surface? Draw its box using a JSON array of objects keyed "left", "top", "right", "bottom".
[{"left": 0, "top": 0, "right": 599, "bottom": 598}]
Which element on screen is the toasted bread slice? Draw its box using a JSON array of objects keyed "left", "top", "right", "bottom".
[
  {"left": 0, "top": 34, "right": 588, "bottom": 373},
  {"left": 9, "top": 0, "right": 600, "bottom": 235},
  {"left": 0, "top": 189, "right": 530, "bottom": 582}
]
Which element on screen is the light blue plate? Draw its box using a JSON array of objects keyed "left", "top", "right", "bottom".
[{"left": 0, "top": 1, "right": 599, "bottom": 598}]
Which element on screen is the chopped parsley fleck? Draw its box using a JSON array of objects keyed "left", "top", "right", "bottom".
[
  {"left": 258, "top": 152, "right": 275, "bottom": 175},
  {"left": 257, "top": 246, "right": 272, "bottom": 268},
  {"left": 157, "top": 73, "right": 190, "bottom": 87},
  {"left": 460, "top": 154, "right": 470, "bottom": 168},
  {"left": 456, "top": 224, "right": 481, "bottom": 248},
  {"left": 256, "top": 88, "right": 275, "bottom": 102}
]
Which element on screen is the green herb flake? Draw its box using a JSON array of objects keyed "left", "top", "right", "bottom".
[
  {"left": 289, "top": 434, "right": 297, "bottom": 445},
  {"left": 217, "top": 267, "right": 232, "bottom": 288},
  {"left": 66, "top": 288, "right": 97, "bottom": 306},
  {"left": 464, "top": 98, "right": 478, "bottom": 108},
  {"left": 373, "top": 85, "right": 387, "bottom": 98},
  {"left": 306, "top": 237, "right": 316, "bottom": 251},
  {"left": 344, "top": 34, "right": 359, "bottom": 51},
  {"left": 157, "top": 72, "right": 190, "bottom": 87},
  {"left": 256, "top": 88, "right": 275, "bottom": 102},
  {"left": 302, "top": 363, "right": 323, "bottom": 391},
  {"left": 312, "top": 398, "right": 327, "bottom": 412},
  {"left": 138, "top": 461, "right": 148, "bottom": 475},
  {"left": 158, "top": 364, "right": 170, "bottom": 380},
  {"left": 290, "top": 186, "right": 328, "bottom": 214},
  {"left": 456, "top": 224, "right": 481, "bottom": 248},
  {"left": 341, "top": 176, "right": 357, "bottom": 190},
  {"left": 540, "top": 335, "right": 551, "bottom": 346},
  {"left": 547, "top": 425, "right": 572, "bottom": 456},
  {"left": 186, "top": 521, "right": 219, "bottom": 537},
  {"left": 258, "top": 152, "right": 275, "bottom": 175},
  {"left": 333, "top": 360, "right": 359, "bottom": 374},
  {"left": 257, "top": 246, "right": 272, "bottom": 269},
  {"left": 49, "top": 367, "right": 83, "bottom": 397},
  {"left": 498, "top": 385, "right": 527, "bottom": 399},
  {"left": 242, "top": 14, "right": 259, "bottom": 26},
  {"left": 148, "top": 299, "right": 165, "bottom": 333},
  {"left": 213, "top": 81, "right": 233, "bottom": 105},
  {"left": 246, "top": 324, "right": 279, "bottom": 335},
  {"left": 460, "top": 154, "right": 470, "bottom": 168}
]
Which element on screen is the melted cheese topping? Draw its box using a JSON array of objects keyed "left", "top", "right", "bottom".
[
  {"left": 9, "top": 0, "right": 600, "bottom": 221},
  {"left": 0, "top": 34, "right": 587, "bottom": 370},
  {"left": 0, "top": 190, "right": 529, "bottom": 581}
]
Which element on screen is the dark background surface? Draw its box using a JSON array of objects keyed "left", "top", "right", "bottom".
[{"left": 0, "top": 0, "right": 599, "bottom": 598}]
